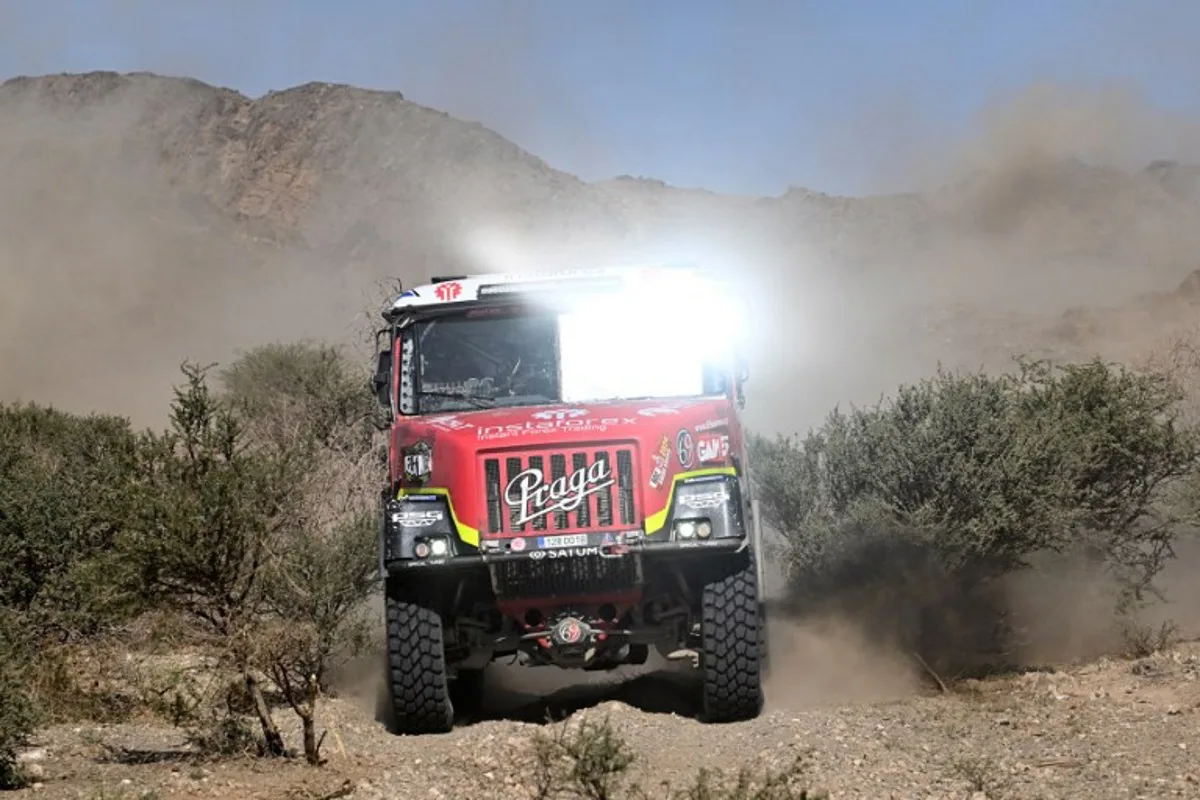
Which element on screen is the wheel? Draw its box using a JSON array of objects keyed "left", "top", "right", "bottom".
[
  {"left": 699, "top": 557, "right": 765, "bottom": 723},
  {"left": 385, "top": 594, "right": 454, "bottom": 734}
]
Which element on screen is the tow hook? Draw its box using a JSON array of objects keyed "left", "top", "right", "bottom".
[{"left": 599, "top": 543, "right": 629, "bottom": 559}]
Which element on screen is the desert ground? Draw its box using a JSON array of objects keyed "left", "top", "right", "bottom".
[{"left": 11, "top": 630, "right": 1200, "bottom": 799}]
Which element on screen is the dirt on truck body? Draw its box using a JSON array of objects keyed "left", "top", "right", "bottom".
[{"left": 370, "top": 264, "right": 769, "bottom": 734}]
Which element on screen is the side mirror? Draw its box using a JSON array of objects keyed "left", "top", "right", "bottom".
[
  {"left": 736, "top": 353, "right": 750, "bottom": 384},
  {"left": 735, "top": 354, "right": 749, "bottom": 410},
  {"left": 372, "top": 349, "right": 392, "bottom": 408}
]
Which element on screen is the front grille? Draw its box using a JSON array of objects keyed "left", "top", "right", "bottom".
[
  {"left": 493, "top": 557, "right": 640, "bottom": 600},
  {"left": 482, "top": 446, "right": 638, "bottom": 535}
]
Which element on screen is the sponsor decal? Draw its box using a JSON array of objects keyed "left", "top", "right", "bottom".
[
  {"left": 434, "top": 281, "right": 463, "bottom": 301},
  {"left": 694, "top": 417, "right": 729, "bottom": 433},
  {"left": 527, "top": 547, "right": 600, "bottom": 560},
  {"left": 505, "top": 460, "right": 615, "bottom": 527},
  {"left": 696, "top": 432, "right": 730, "bottom": 464},
  {"left": 637, "top": 406, "right": 680, "bottom": 417},
  {"left": 649, "top": 434, "right": 671, "bottom": 490},
  {"left": 392, "top": 508, "right": 443, "bottom": 527},
  {"left": 680, "top": 488, "right": 730, "bottom": 510},
  {"left": 476, "top": 415, "right": 637, "bottom": 441},
  {"left": 426, "top": 414, "right": 472, "bottom": 431},
  {"left": 555, "top": 618, "right": 585, "bottom": 644},
  {"left": 676, "top": 429, "right": 694, "bottom": 469},
  {"left": 532, "top": 408, "right": 588, "bottom": 420},
  {"left": 509, "top": 537, "right": 526, "bottom": 552}
]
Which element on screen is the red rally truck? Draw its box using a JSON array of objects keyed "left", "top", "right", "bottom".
[{"left": 370, "top": 264, "right": 769, "bottom": 734}]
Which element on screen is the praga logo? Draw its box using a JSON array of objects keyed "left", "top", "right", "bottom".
[
  {"left": 434, "top": 282, "right": 462, "bottom": 301},
  {"left": 505, "top": 460, "right": 614, "bottom": 527}
]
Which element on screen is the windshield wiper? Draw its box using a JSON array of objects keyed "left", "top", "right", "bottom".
[{"left": 419, "top": 389, "right": 498, "bottom": 409}]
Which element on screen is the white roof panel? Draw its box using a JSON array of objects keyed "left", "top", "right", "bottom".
[{"left": 381, "top": 262, "right": 715, "bottom": 317}]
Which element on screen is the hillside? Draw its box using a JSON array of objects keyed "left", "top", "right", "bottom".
[
  {"left": 4, "top": 70, "right": 1200, "bottom": 434},
  {"left": 4, "top": 70, "right": 1200, "bottom": 800}
]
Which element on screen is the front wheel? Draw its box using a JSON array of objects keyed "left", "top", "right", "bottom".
[
  {"left": 385, "top": 594, "right": 455, "bottom": 734},
  {"left": 699, "top": 557, "right": 765, "bottom": 723}
]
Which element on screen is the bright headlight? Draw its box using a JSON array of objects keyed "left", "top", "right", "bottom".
[{"left": 556, "top": 269, "right": 739, "bottom": 402}]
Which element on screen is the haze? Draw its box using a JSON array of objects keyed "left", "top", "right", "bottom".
[
  {"left": 4, "top": 0, "right": 1200, "bottom": 195},
  {"left": 2, "top": 0, "right": 1200, "bottom": 442}
]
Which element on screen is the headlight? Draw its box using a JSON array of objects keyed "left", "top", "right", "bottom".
[
  {"left": 413, "top": 536, "right": 450, "bottom": 559},
  {"left": 669, "top": 476, "right": 745, "bottom": 541},
  {"left": 383, "top": 496, "right": 459, "bottom": 562}
]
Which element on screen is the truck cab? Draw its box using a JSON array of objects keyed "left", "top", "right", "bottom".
[{"left": 371, "top": 264, "right": 767, "bottom": 733}]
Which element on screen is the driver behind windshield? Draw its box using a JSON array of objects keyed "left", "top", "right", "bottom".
[{"left": 417, "top": 311, "right": 558, "bottom": 412}]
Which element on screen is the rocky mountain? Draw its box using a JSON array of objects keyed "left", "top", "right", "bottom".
[{"left": 2, "top": 70, "right": 1200, "bottom": 431}]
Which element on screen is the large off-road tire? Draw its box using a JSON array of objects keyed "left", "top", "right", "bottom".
[
  {"left": 385, "top": 594, "right": 454, "bottom": 734},
  {"left": 700, "top": 558, "right": 764, "bottom": 723}
]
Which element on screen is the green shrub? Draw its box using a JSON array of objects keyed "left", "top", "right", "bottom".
[
  {"left": 0, "top": 403, "right": 141, "bottom": 638},
  {"left": 218, "top": 340, "right": 376, "bottom": 456},
  {"left": 0, "top": 341, "right": 381, "bottom": 766},
  {"left": 0, "top": 613, "right": 41, "bottom": 789},
  {"left": 752, "top": 357, "right": 1199, "bottom": 665}
]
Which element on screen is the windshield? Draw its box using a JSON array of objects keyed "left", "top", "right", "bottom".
[{"left": 409, "top": 305, "right": 730, "bottom": 414}]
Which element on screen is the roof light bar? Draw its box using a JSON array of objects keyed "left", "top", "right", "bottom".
[{"left": 476, "top": 277, "right": 623, "bottom": 297}]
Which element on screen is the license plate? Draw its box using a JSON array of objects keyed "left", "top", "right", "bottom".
[{"left": 537, "top": 533, "right": 589, "bottom": 549}]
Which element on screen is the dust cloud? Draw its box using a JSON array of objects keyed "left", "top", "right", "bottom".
[
  {"left": 763, "top": 616, "right": 920, "bottom": 710},
  {"left": 0, "top": 77, "right": 398, "bottom": 427}
]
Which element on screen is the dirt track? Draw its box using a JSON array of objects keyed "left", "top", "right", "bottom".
[{"left": 11, "top": 634, "right": 1200, "bottom": 799}]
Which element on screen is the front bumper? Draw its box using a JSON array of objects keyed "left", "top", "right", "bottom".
[
  {"left": 381, "top": 472, "right": 749, "bottom": 574},
  {"left": 383, "top": 534, "right": 747, "bottom": 572}
]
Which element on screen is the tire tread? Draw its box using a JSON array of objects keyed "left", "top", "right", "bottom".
[
  {"left": 700, "top": 559, "right": 764, "bottom": 723},
  {"left": 385, "top": 594, "right": 454, "bottom": 734}
]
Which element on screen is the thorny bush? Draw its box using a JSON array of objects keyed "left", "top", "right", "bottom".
[
  {"left": 751, "top": 357, "right": 1200, "bottom": 671},
  {"left": 0, "top": 612, "right": 41, "bottom": 789},
  {"left": 530, "top": 712, "right": 824, "bottom": 799},
  {"left": 0, "top": 341, "right": 383, "bottom": 770}
]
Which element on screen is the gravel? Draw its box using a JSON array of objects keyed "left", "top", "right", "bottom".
[{"left": 12, "top": 641, "right": 1199, "bottom": 799}]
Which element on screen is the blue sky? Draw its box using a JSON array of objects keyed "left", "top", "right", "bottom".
[{"left": 2, "top": 0, "right": 1199, "bottom": 195}]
